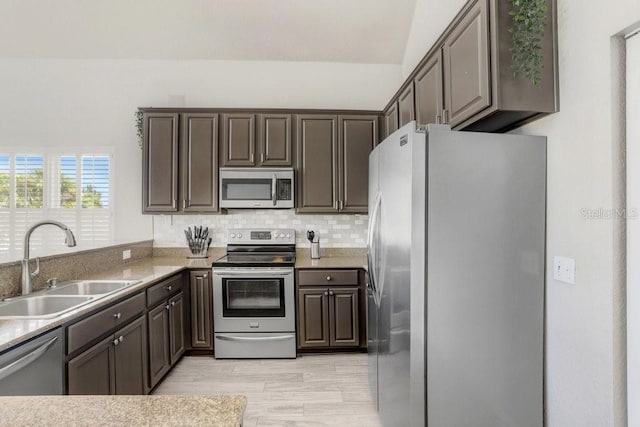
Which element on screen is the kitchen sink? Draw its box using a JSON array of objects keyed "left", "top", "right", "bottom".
[
  {"left": 0, "top": 295, "right": 94, "bottom": 319},
  {"left": 45, "top": 280, "right": 140, "bottom": 296}
]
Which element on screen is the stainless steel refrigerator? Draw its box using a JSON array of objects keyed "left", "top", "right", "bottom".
[{"left": 367, "top": 122, "right": 546, "bottom": 427}]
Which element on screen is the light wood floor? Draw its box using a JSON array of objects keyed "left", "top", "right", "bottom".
[{"left": 153, "top": 353, "right": 382, "bottom": 426}]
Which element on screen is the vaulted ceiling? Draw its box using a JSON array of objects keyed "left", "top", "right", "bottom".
[{"left": 0, "top": 0, "right": 417, "bottom": 64}]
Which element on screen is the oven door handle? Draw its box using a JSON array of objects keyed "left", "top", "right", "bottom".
[
  {"left": 216, "top": 334, "right": 294, "bottom": 342},
  {"left": 213, "top": 270, "right": 292, "bottom": 277},
  {"left": 272, "top": 173, "right": 277, "bottom": 206}
]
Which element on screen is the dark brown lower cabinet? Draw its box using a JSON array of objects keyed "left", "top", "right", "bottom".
[
  {"left": 189, "top": 270, "right": 213, "bottom": 350},
  {"left": 68, "top": 316, "right": 147, "bottom": 395},
  {"left": 148, "top": 291, "right": 185, "bottom": 389},
  {"left": 297, "top": 286, "right": 360, "bottom": 350}
]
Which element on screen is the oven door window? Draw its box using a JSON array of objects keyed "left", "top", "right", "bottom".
[
  {"left": 222, "top": 277, "right": 285, "bottom": 317},
  {"left": 221, "top": 178, "right": 272, "bottom": 201}
]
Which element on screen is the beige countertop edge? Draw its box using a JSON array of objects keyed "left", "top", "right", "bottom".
[
  {"left": 0, "top": 395, "right": 247, "bottom": 427},
  {"left": 0, "top": 254, "right": 366, "bottom": 353}
]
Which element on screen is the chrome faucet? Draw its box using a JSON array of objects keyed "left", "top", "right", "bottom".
[{"left": 21, "top": 220, "right": 76, "bottom": 295}]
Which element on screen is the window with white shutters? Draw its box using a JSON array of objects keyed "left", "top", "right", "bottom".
[{"left": 0, "top": 151, "right": 113, "bottom": 262}]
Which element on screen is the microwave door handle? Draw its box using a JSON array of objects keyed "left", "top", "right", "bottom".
[{"left": 272, "top": 173, "right": 277, "bottom": 206}]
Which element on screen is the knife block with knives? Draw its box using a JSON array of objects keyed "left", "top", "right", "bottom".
[{"left": 184, "top": 226, "right": 212, "bottom": 258}]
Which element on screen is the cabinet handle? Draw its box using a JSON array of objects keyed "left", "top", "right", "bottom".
[
  {"left": 261, "top": 153, "right": 264, "bottom": 163},
  {"left": 435, "top": 114, "right": 441, "bottom": 124},
  {"left": 113, "top": 312, "right": 121, "bottom": 319},
  {"left": 183, "top": 200, "right": 187, "bottom": 209},
  {"left": 165, "top": 285, "right": 172, "bottom": 291},
  {"left": 334, "top": 200, "right": 338, "bottom": 210},
  {"left": 324, "top": 290, "right": 329, "bottom": 296},
  {"left": 171, "top": 301, "right": 176, "bottom": 307},
  {"left": 326, "top": 276, "right": 332, "bottom": 281},
  {"left": 203, "top": 273, "right": 208, "bottom": 279},
  {"left": 113, "top": 338, "right": 120, "bottom": 346},
  {"left": 250, "top": 151, "right": 254, "bottom": 163},
  {"left": 165, "top": 304, "right": 170, "bottom": 311},
  {"left": 118, "top": 336, "right": 124, "bottom": 343},
  {"left": 443, "top": 110, "right": 449, "bottom": 124},
  {"left": 339, "top": 200, "right": 343, "bottom": 211},
  {"left": 329, "top": 290, "right": 334, "bottom": 296},
  {"left": 172, "top": 200, "right": 177, "bottom": 209}
]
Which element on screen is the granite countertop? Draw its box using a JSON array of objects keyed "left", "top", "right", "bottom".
[
  {"left": 0, "top": 256, "right": 217, "bottom": 353},
  {"left": 294, "top": 248, "right": 367, "bottom": 270},
  {"left": 0, "top": 247, "right": 366, "bottom": 353},
  {"left": 0, "top": 395, "right": 246, "bottom": 427}
]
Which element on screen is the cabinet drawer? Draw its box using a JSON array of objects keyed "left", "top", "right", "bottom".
[
  {"left": 297, "top": 270, "right": 359, "bottom": 286},
  {"left": 67, "top": 292, "right": 145, "bottom": 354},
  {"left": 146, "top": 274, "right": 183, "bottom": 308}
]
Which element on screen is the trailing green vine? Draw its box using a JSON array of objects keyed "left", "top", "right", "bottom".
[
  {"left": 134, "top": 111, "right": 143, "bottom": 149},
  {"left": 508, "top": 0, "right": 548, "bottom": 86}
]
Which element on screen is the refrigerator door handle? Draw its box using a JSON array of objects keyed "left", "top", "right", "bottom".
[{"left": 367, "top": 192, "right": 382, "bottom": 304}]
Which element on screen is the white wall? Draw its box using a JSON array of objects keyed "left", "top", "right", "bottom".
[
  {"left": 403, "top": 0, "right": 639, "bottom": 425},
  {"left": 627, "top": 31, "right": 640, "bottom": 427},
  {"left": 0, "top": 58, "right": 401, "bottom": 261}
]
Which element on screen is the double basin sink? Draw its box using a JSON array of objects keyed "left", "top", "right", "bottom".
[{"left": 0, "top": 280, "right": 141, "bottom": 319}]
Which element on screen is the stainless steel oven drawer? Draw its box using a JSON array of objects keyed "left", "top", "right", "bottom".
[{"left": 214, "top": 332, "right": 296, "bottom": 359}]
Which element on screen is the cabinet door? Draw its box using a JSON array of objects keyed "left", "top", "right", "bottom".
[
  {"left": 442, "top": 0, "right": 490, "bottom": 127},
  {"left": 221, "top": 113, "right": 256, "bottom": 166},
  {"left": 296, "top": 115, "right": 339, "bottom": 213},
  {"left": 190, "top": 271, "right": 213, "bottom": 349},
  {"left": 338, "top": 115, "right": 377, "bottom": 213},
  {"left": 142, "top": 113, "right": 179, "bottom": 213},
  {"left": 383, "top": 103, "right": 399, "bottom": 138},
  {"left": 297, "top": 288, "right": 330, "bottom": 348},
  {"left": 147, "top": 303, "right": 170, "bottom": 388},
  {"left": 181, "top": 113, "right": 219, "bottom": 212},
  {"left": 415, "top": 51, "right": 444, "bottom": 127},
  {"left": 398, "top": 84, "right": 415, "bottom": 127},
  {"left": 68, "top": 335, "right": 114, "bottom": 395},
  {"left": 258, "top": 114, "right": 292, "bottom": 166},
  {"left": 169, "top": 292, "right": 186, "bottom": 365},
  {"left": 114, "top": 316, "right": 147, "bottom": 395},
  {"left": 329, "top": 287, "right": 360, "bottom": 347}
]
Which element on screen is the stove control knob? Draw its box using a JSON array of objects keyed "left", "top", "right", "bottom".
[
  {"left": 279, "top": 233, "right": 285, "bottom": 238},
  {"left": 230, "top": 233, "right": 236, "bottom": 238},
  {"left": 237, "top": 233, "right": 243, "bottom": 239},
  {"left": 286, "top": 233, "right": 291, "bottom": 239}
]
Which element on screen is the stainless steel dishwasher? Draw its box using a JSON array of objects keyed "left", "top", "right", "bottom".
[{"left": 0, "top": 327, "right": 64, "bottom": 395}]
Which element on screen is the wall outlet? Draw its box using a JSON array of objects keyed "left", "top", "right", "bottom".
[
  {"left": 122, "top": 249, "right": 131, "bottom": 260},
  {"left": 553, "top": 256, "right": 575, "bottom": 284}
]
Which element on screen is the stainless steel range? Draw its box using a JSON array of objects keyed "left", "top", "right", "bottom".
[{"left": 212, "top": 228, "right": 296, "bottom": 359}]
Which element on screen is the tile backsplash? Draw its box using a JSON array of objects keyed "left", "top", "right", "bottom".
[{"left": 152, "top": 210, "right": 368, "bottom": 248}]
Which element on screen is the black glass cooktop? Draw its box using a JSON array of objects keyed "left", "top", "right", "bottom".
[{"left": 212, "top": 253, "right": 296, "bottom": 267}]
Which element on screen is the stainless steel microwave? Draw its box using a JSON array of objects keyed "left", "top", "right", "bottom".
[{"left": 219, "top": 168, "right": 295, "bottom": 209}]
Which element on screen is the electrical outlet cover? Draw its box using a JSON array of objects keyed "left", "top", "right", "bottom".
[
  {"left": 553, "top": 256, "right": 575, "bottom": 284},
  {"left": 122, "top": 249, "right": 131, "bottom": 260}
]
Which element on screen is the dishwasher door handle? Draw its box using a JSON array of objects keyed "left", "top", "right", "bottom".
[{"left": 0, "top": 336, "right": 58, "bottom": 382}]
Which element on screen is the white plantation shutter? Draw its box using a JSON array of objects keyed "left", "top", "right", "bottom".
[{"left": 0, "top": 151, "right": 113, "bottom": 262}]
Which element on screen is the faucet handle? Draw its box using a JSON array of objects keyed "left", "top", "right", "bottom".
[
  {"left": 46, "top": 277, "right": 58, "bottom": 288},
  {"left": 30, "top": 257, "right": 40, "bottom": 279}
]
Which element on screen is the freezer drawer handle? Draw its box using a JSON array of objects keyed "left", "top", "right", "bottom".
[
  {"left": 216, "top": 334, "right": 293, "bottom": 343},
  {"left": 0, "top": 336, "right": 58, "bottom": 382}
]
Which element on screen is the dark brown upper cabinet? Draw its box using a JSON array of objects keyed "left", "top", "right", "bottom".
[
  {"left": 382, "top": 0, "right": 558, "bottom": 132},
  {"left": 221, "top": 113, "right": 256, "bottom": 166},
  {"left": 181, "top": 113, "right": 219, "bottom": 212},
  {"left": 297, "top": 114, "right": 376, "bottom": 214},
  {"left": 383, "top": 102, "right": 399, "bottom": 138},
  {"left": 257, "top": 114, "right": 293, "bottom": 166},
  {"left": 142, "top": 112, "right": 219, "bottom": 214},
  {"left": 442, "top": 0, "right": 491, "bottom": 128},
  {"left": 338, "top": 115, "right": 378, "bottom": 213},
  {"left": 142, "top": 113, "right": 179, "bottom": 213},
  {"left": 415, "top": 51, "right": 444, "bottom": 127},
  {"left": 296, "top": 114, "right": 339, "bottom": 213},
  {"left": 398, "top": 84, "right": 416, "bottom": 127}
]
